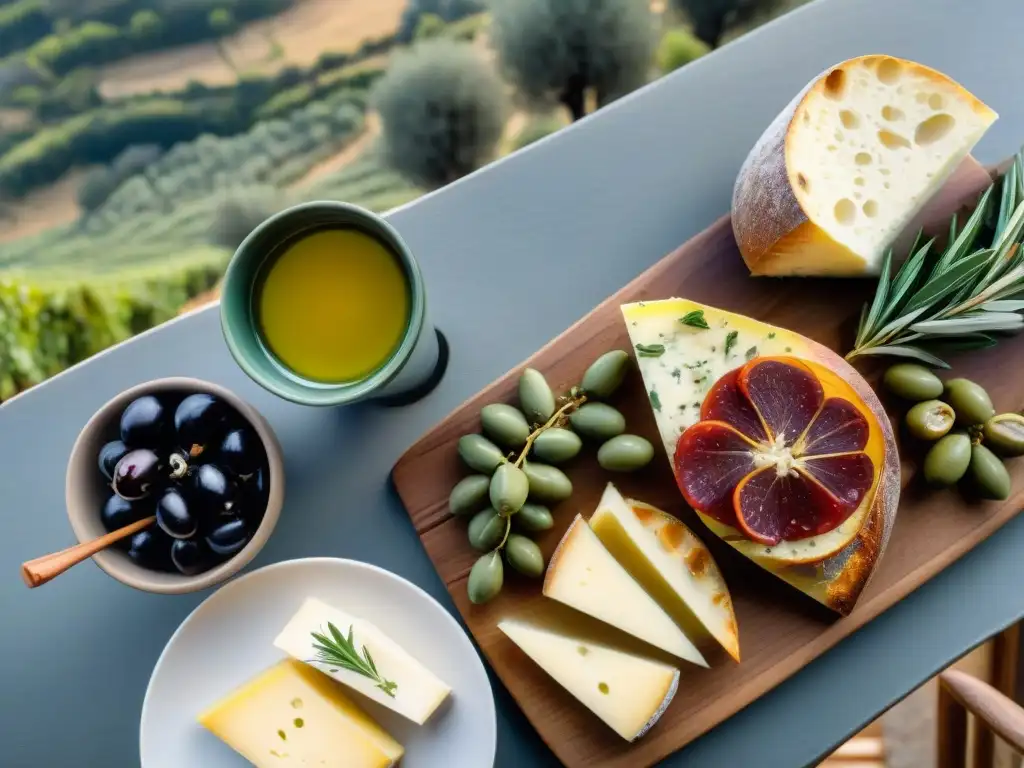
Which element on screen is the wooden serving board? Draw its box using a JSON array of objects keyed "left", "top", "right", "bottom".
[{"left": 391, "top": 212, "right": 1024, "bottom": 768}]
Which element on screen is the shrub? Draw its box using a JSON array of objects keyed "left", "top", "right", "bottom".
[
  {"left": 414, "top": 12, "right": 445, "bottom": 40},
  {"left": 129, "top": 9, "right": 163, "bottom": 42},
  {"left": 656, "top": 27, "right": 711, "bottom": 74},
  {"left": 511, "top": 115, "right": 564, "bottom": 152},
  {"left": 26, "top": 21, "right": 125, "bottom": 76},
  {"left": 374, "top": 41, "right": 507, "bottom": 190},
  {"left": 397, "top": 0, "right": 484, "bottom": 43},
  {"left": 490, "top": 0, "right": 654, "bottom": 121},
  {"left": 208, "top": 186, "right": 281, "bottom": 250},
  {"left": 35, "top": 67, "right": 101, "bottom": 119},
  {"left": 208, "top": 8, "right": 235, "bottom": 35},
  {"left": 0, "top": 0, "right": 51, "bottom": 58}
]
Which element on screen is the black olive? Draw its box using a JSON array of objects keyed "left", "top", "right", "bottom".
[
  {"left": 235, "top": 466, "right": 268, "bottom": 524},
  {"left": 174, "top": 394, "right": 228, "bottom": 457},
  {"left": 127, "top": 527, "right": 174, "bottom": 571},
  {"left": 112, "top": 449, "right": 165, "bottom": 500},
  {"left": 100, "top": 494, "right": 152, "bottom": 537},
  {"left": 120, "top": 396, "right": 170, "bottom": 447},
  {"left": 98, "top": 440, "right": 129, "bottom": 481},
  {"left": 218, "top": 428, "right": 263, "bottom": 477},
  {"left": 190, "top": 464, "right": 237, "bottom": 513},
  {"left": 170, "top": 539, "right": 212, "bottom": 576},
  {"left": 156, "top": 488, "right": 197, "bottom": 540},
  {"left": 205, "top": 517, "right": 251, "bottom": 556}
]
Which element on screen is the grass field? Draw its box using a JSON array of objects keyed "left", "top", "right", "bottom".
[{"left": 97, "top": 0, "right": 407, "bottom": 99}]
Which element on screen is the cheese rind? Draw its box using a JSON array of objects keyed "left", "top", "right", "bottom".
[
  {"left": 544, "top": 513, "right": 707, "bottom": 667},
  {"left": 589, "top": 484, "right": 740, "bottom": 662},
  {"left": 621, "top": 298, "right": 900, "bottom": 614},
  {"left": 498, "top": 619, "right": 679, "bottom": 742},
  {"left": 198, "top": 659, "right": 404, "bottom": 768},
  {"left": 733, "top": 55, "right": 996, "bottom": 276},
  {"left": 274, "top": 597, "right": 451, "bottom": 725}
]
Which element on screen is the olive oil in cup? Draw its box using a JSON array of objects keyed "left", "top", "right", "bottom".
[{"left": 220, "top": 202, "right": 443, "bottom": 406}]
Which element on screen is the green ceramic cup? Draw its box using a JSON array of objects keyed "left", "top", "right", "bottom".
[{"left": 220, "top": 201, "right": 440, "bottom": 406}]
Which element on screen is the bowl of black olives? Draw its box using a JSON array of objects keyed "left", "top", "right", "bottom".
[{"left": 65, "top": 378, "right": 284, "bottom": 593}]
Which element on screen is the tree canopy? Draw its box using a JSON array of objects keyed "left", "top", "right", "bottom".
[
  {"left": 670, "top": 0, "right": 782, "bottom": 49},
  {"left": 490, "top": 0, "right": 654, "bottom": 121},
  {"left": 374, "top": 40, "right": 507, "bottom": 190}
]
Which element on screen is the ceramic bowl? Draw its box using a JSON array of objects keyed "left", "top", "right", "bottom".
[
  {"left": 65, "top": 377, "right": 285, "bottom": 594},
  {"left": 219, "top": 201, "right": 440, "bottom": 406}
]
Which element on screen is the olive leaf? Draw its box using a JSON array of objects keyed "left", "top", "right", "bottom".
[{"left": 849, "top": 148, "right": 1024, "bottom": 367}]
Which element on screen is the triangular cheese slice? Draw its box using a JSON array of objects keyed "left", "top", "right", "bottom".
[
  {"left": 498, "top": 619, "right": 679, "bottom": 742},
  {"left": 544, "top": 514, "right": 707, "bottom": 667},
  {"left": 590, "top": 483, "right": 740, "bottom": 662}
]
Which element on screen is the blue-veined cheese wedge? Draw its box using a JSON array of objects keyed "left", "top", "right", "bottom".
[{"left": 622, "top": 298, "right": 900, "bottom": 615}]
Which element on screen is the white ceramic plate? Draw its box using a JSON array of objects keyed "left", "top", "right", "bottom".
[{"left": 140, "top": 558, "right": 496, "bottom": 768}]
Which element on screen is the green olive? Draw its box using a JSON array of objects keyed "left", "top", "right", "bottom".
[
  {"left": 518, "top": 368, "right": 556, "bottom": 425},
  {"left": 581, "top": 350, "right": 630, "bottom": 399},
  {"left": 448, "top": 474, "right": 491, "bottom": 517},
  {"left": 904, "top": 400, "right": 955, "bottom": 441},
  {"left": 969, "top": 443, "right": 1011, "bottom": 500},
  {"left": 523, "top": 461, "right": 573, "bottom": 503},
  {"left": 467, "top": 552, "right": 504, "bottom": 604},
  {"left": 504, "top": 534, "right": 545, "bottom": 577},
  {"left": 882, "top": 363, "right": 944, "bottom": 401},
  {"left": 943, "top": 378, "right": 995, "bottom": 426},
  {"left": 531, "top": 428, "right": 582, "bottom": 464},
  {"left": 983, "top": 413, "right": 1024, "bottom": 457},
  {"left": 922, "top": 432, "right": 972, "bottom": 487},
  {"left": 597, "top": 434, "right": 654, "bottom": 472},
  {"left": 569, "top": 403, "right": 626, "bottom": 441},
  {"left": 513, "top": 502, "right": 554, "bottom": 532},
  {"left": 480, "top": 403, "right": 531, "bottom": 448},
  {"left": 467, "top": 509, "right": 506, "bottom": 551},
  {"left": 457, "top": 434, "right": 506, "bottom": 474},
  {"left": 489, "top": 463, "right": 529, "bottom": 516}
]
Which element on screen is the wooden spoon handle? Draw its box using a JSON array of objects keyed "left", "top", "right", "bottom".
[{"left": 21, "top": 515, "right": 156, "bottom": 588}]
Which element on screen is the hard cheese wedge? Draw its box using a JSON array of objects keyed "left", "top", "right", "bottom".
[
  {"left": 544, "top": 513, "right": 707, "bottom": 667},
  {"left": 733, "top": 54, "right": 996, "bottom": 276},
  {"left": 498, "top": 619, "right": 679, "bottom": 742},
  {"left": 621, "top": 298, "right": 899, "bottom": 614},
  {"left": 198, "top": 659, "right": 404, "bottom": 768},
  {"left": 589, "top": 483, "right": 740, "bottom": 662},
  {"left": 274, "top": 597, "right": 451, "bottom": 725}
]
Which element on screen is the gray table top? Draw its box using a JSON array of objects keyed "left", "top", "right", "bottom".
[{"left": 3, "top": 0, "right": 1021, "bottom": 765}]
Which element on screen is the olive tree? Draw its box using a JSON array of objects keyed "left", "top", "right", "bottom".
[
  {"left": 490, "top": 0, "right": 654, "bottom": 122},
  {"left": 670, "top": 0, "right": 782, "bottom": 49},
  {"left": 374, "top": 40, "right": 508, "bottom": 190},
  {"left": 209, "top": 187, "right": 280, "bottom": 251}
]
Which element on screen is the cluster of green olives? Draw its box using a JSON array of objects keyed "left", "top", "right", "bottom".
[
  {"left": 883, "top": 363, "right": 1023, "bottom": 499},
  {"left": 452, "top": 350, "right": 654, "bottom": 605}
]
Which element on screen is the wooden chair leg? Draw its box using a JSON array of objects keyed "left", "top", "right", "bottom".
[
  {"left": 978, "top": 622, "right": 1022, "bottom": 768},
  {"left": 939, "top": 680, "right": 969, "bottom": 768}
]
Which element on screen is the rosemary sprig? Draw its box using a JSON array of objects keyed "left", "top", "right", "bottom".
[
  {"left": 310, "top": 623, "right": 398, "bottom": 698},
  {"left": 847, "top": 148, "right": 1024, "bottom": 368}
]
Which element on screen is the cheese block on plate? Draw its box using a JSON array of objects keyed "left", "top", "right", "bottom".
[
  {"left": 198, "top": 659, "right": 404, "bottom": 768},
  {"left": 733, "top": 54, "right": 996, "bottom": 276},
  {"left": 590, "top": 483, "right": 739, "bottom": 662},
  {"left": 544, "top": 513, "right": 707, "bottom": 667},
  {"left": 274, "top": 597, "right": 451, "bottom": 724},
  {"left": 622, "top": 298, "right": 900, "bottom": 615},
  {"left": 498, "top": 619, "right": 679, "bottom": 742}
]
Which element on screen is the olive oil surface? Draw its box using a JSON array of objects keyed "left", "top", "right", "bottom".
[{"left": 258, "top": 228, "right": 409, "bottom": 383}]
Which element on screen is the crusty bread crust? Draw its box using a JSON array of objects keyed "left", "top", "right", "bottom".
[{"left": 806, "top": 339, "right": 900, "bottom": 615}]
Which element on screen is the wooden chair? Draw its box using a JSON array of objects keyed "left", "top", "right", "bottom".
[{"left": 938, "top": 625, "right": 1023, "bottom": 768}]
